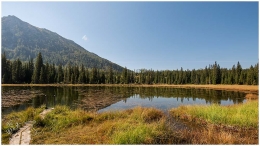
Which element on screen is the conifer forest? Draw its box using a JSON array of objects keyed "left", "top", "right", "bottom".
[{"left": 2, "top": 52, "right": 258, "bottom": 85}]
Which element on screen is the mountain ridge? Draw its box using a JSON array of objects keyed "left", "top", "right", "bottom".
[{"left": 1, "top": 15, "right": 124, "bottom": 71}]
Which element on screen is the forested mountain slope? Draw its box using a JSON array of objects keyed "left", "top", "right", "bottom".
[{"left": 1, "top": 15, "right": 123, "bottom": 71}]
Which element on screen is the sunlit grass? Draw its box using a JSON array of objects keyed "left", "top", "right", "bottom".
[
  {"left": 31, "top": 106, "right": 168, "bottom": 144},
  {"left": 170, "top": 101, "right": 258, "bottom": 128},
  {"left": 2, "top": 101, "right": 258, "bottom": 145}
]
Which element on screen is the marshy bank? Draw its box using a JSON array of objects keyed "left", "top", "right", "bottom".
[
  {"left": 170, "top": 100, "right": 258, "bottom": 144},
  {"left": 2, "top": 101, "right": 258, "bottom": 144}
]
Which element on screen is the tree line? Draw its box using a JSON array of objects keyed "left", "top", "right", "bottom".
[{"left": 2, "top": 52, "right": 258, "bottom": 85}]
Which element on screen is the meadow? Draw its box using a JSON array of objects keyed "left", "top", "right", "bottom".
[{"left": 2, "top": 100, "right": 258, "bottom": 144}]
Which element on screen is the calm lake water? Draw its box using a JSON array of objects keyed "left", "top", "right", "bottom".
[{"left": 2, "top": 86, "right": 246, "bottom": 115}]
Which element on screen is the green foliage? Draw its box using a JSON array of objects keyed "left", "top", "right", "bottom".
[{"left": 2, "top": 54, "right": 259, "bottom": 85}]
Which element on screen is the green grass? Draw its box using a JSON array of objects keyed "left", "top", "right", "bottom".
[
  {"left": 31, "top": 106, "right": 169, "bottom": 144},
  {"left": 108, "top": 107, "right": 166, "bottom": 144},
  {"left": 37, "top": 105, "right": 94, "bottom": 132},
  {"left": 170, "top": 101, "right": 258, "bottom": 128}
]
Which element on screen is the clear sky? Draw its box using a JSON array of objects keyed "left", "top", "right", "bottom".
[{"left": 1, "top": 1, "right": 258, "bottom": 71}]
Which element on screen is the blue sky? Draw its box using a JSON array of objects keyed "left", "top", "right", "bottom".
[{"left": 1, "top": 2, "right": 258, "bottom": 70}]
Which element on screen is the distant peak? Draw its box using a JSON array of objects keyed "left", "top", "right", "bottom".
[
  {"left": 2, "top": 15, "right": 22, "bottom": 21},
  {"left": 3, "top": 15, "right": 18, "bottom": 18}
]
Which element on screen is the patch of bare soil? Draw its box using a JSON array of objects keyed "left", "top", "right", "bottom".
[{"left": 2, "top": 90, "right": 44, "bottom": 108}]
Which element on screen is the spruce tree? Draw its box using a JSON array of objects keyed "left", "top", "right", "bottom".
[
  {"left": 57, "top": 64, "right": 64, "bottom": 83},
  {"left": 236, "top": 61, "right": 242, "bottom": 84},
  {"left": 78, "top": 64, "right": 86, "bottom": 84},
  {"left": 108, "top": 65, "right": 114, "bottom": 84},
  {"left": 32, "top": 52, "right": 44, "bottom": 84}
]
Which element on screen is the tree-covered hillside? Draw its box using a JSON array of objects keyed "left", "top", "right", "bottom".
[{"left": 1, "top": 15, "right": 123, "bottom": 71}]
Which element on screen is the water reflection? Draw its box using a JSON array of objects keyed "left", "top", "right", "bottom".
[{"left": 2, "top": 86, "right": 246, "bottom": 115}]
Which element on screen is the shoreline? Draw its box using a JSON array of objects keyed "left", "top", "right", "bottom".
[{"left": 1, "top": 84, "right": 258, "bottom": 93}]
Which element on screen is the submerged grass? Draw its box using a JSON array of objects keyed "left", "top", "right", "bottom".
[{"left": 170, "top": 100, "right": 258, "bottom": 128}]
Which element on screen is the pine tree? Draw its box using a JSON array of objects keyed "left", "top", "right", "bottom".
[
  {"left": 122, "top": 67, "right": 128, "bottom": 84},
  {"left": 11, "top": 59, "right": 23, "bottom": 83},
  {"left": 108, "top": 65, "right": 114, "bottom": 84},
  {"left": 39, "top": 66, "right": 46, "bottom": 84},
  {"left": 85, "top": 69, "right": 90, "bottom": 84},
  {"left": 2, "top": 53, "right": 12, "bottom": 83},
  {"left": 32, "top": 52, "right": 44, "bottom": 83},
  {"left": 254, "top": 63, "right": 259, "bottom": 85},
  {"left": 212, "top": 61, "right": 221, "bottom": 84},
  {"left": 100, "top": 71, "right": 106, "bottom": 84},
  {"left": 78, "top": 64, "right": 86, "bottom": 84},
  {"left": 57, "top": 64, "right": 64, "bottom": 83},
  {"left": 23, "top": 58, "right": 34, "bottom": 83},
  {"left": 236, "top": 61, "right": 242, "bottom": 84},
  {"left": 48, "top": 63, "right": 56, "bottom": 83},
  {"left": 45, "top": 63, "right": 50, "bottom": 83},
  {"left": 91, "top": 67, "right": 98, "bottom": 84},
  {"left": 246, "top": 65, "right": 254, "bottom": 85}
]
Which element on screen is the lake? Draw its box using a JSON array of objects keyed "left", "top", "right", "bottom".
[{"left": 1, "top": 86, "right": 246, "bottom": 115}]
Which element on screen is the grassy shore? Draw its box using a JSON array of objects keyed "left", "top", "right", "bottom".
[
  {"left": 170, "top": 100, "right": 258, "bottom": 128},
  {"left": 32, "top": 106, "right": 169, "bottom": 144},
  {"left": 170, "top": 100, "right": 259, "bottom": 144},
  {"left": 2, "top": 106, "right": 170, "bottom": 144},
  {"left": 2, "top": 84, "right": 258, "bottom": 93},
  {"left": 2, "top": 102, "right": 258, "bottom": 144}
]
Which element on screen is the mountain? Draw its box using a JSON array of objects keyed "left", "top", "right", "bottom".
[{"left": 1, "top": 15, "right": 124, "bottom": 71}]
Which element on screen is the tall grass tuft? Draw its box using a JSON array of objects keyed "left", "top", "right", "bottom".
[
  {"left": 170, "top": 101, "right": 258, "bottom": 128},
  {"left": 42, "top": 105, "right": 95, "bottom": 131},
  {"left": 108, "top": 107, "right": 166, "bottom": 144}
]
